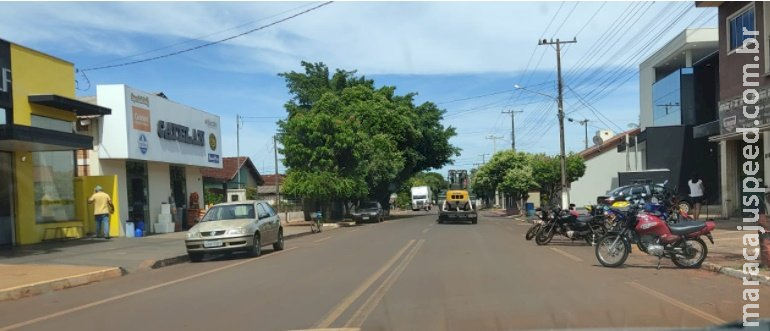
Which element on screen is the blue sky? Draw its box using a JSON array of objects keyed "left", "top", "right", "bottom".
[{"left": 0, "top": 1, "right": 717, "bottom": 176}]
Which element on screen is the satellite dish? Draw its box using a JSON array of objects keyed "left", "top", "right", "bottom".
[{"left": 592, "top": 130, "right": 616, "bottom": 146}]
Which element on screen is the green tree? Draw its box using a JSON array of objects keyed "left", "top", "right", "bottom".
[{"left": 277, "top": 62, "right": 458, "bottom": 218}]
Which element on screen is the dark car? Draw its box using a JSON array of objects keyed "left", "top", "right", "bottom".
[
  {"left": 352, "top": 201, "right": 384, "bottom": 223},
  {"left": 598, "top": 183, "right": 695, "bottom": 213}
]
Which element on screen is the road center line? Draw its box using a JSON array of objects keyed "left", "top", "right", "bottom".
[
  {"left": 345, "top": 239, "right": 425, "bottom": 328},
  {"left": 0, "top": 247, "right": 299, "bottom": 331},
  {"left": 626, "top": 281, "right": 726, "bottom": 325},
  {"left": 314, "top": 237, "right": 332, "bottom": 243},
  {"left": 347, "top": 229, "right": 359, "bottom": 233},
  {"left": 315, "top": 240, "right": 416, "bottom": 329},
  {"left": 549, "top": 247, "right": 584, "bottom": 262},
  {"left": 421, "top": 228, "right": 430, "bottom": 234}
]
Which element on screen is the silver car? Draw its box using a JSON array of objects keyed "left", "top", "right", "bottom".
[{"left": 185, "top": 201, "right": 284, "bottom": 262}]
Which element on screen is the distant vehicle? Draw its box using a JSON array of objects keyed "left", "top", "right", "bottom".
[
  {"left": 185, "top": 201, "right": 283, "bottom": 262},
  {"left": 410, "top": 186, "right": 432, "bottom": 211},
  {"left": 598, "top": 183, "right": 693, "bottom": 214},
  {"left": 352, "top": 201, "right": 384, "bottom": 223},
  {"left": 438, "top": 170, "right": 477, "bottom": 224}
]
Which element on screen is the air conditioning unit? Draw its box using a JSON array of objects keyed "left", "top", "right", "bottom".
[{"left": 592, "top": 130, "right": 615, "bottom": 146}]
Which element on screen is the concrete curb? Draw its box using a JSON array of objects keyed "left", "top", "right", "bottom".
[
  {"left": 0, "top": 267, "right": 124, "bottom": 302},
  {"left": 702, "top": 262, "right": 770, "bottom": 286}
]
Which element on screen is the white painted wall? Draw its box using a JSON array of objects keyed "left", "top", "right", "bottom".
[
  {"left": 147, "top": 162, "right": 171, "bottom": 232},
  {"left": 570, "top": 148, "right": 628, "bottom": 206}
]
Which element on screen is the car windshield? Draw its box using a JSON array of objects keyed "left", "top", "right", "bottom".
[
  {"left": 200, "top": 204, "right": 254, "bottom": 222},
  {"left": 412, "top": 195, "right": 427, "bottom": 199},
  {"left": 606, "top": 186, "right": 628, "bottom": 196},
  {"left": 359, "top": 202, "right": 378, "bottom": 209}
]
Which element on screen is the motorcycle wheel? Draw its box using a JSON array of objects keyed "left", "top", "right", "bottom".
[
  {"left": 671, "top": 237, "right": 707, "bottom": 268},
  {"left": 535, "top": 224, "right": 555, "bottom": 246},
  {"left": 595, "top": 234, "right": 630, "bottom": 268},
  {"left": 525, "top": 224, "right": 540, "bottom": 241}
]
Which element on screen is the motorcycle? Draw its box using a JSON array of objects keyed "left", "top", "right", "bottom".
[
  {"left": 535, "top": 205, "right": 607, "bottom": 246},
  {"left": 525, "top": 208, "right": 552, "bottom": 241},
  {"left": 594, "top": 204, "right": 716, "bottom": 269}
]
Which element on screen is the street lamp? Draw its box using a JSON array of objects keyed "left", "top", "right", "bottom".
[{"left": 514, "top": 84, "right": 569, "bottom": 209}]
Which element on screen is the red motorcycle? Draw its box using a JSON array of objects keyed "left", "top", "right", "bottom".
[{"left": 595, "top": 205, "right": 715, "bottom": 269}]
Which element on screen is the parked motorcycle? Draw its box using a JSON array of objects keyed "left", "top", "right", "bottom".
[
  {"left": 594, "top": 205, "right": 715, "bottom": 269},
  {"left": 535, "top": 205, "right": 607, "bottom": 246},
  {"left": 525, "top": 208, "right": 553, "bottom": 241}
]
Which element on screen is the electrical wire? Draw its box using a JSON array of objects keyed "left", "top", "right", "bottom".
[{"left": 78, "top": 1, "right": 334, "bottom": 72}]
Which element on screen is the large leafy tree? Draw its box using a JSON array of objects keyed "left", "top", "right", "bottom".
[{"left": 277, "top": 62, "right": 458, "bottom": 217}]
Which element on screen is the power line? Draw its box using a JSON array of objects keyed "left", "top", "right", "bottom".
[
  {"left": 84, "top": 2, "right": 324, "bottom": 68},
  {"left": 79, "top": 1, "right": 334, "bottom": 72}
]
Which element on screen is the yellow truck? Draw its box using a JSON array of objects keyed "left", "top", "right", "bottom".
[{"left": 438, "top": 170, "right": 477, "bottom": 224}]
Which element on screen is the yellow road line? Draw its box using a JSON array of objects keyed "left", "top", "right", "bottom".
[
  {"left": 549, "top": 247, "right": 584, "bottom": 262},
  {"left": 315, "top": 240, "right": 416, "bottom": 329},
  {"left": 626, "top": 281, "right": 726, "bottom": 325},
  {"left": 0, "top": 247, "right": 299, "bottom": 331},
  {"left": 345, "top": 239, "right": 425, "bottom": 328},
  {"left": 313, "top": 237, "right": 332, "bottom": 243}
]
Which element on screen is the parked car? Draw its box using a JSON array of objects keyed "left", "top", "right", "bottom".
[
  {"left": 185, "top": 201, "right": 283, "bottom": 262},
  {"left": 597, "top": 183, "right": 694, "bottom": 213},
  {"left": 352, "top": 201, "right": 384, "bottom": 223}
]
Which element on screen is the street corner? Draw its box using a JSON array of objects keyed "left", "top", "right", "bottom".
[{"left": 0, "top": 264, "right": 124, "bottom": 302}]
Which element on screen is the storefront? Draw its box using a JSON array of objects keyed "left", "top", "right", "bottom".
[
  {"left": 90, "top": 85, "right": 222, "bottom": 234},
  {"left": 710, "top": 86, "right": 770, "bottom": 217},
  {"left": 0, "top": 39, "right": 112, "bottom": 245}
]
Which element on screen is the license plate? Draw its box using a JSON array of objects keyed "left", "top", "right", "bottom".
[
  {"left": 363, "top": 216, "right": 370, "bottom": 220},
  {"left": 203, "top": 240, "right": 223, "bottom": 248}
]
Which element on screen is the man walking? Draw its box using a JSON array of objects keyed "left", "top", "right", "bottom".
[{"left": 88, "top": 185, "right": 113, "bottom": 239}]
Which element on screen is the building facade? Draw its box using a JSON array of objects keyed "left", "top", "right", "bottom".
[
  {"left": 637, "top": 28, "right": 721, "bottom": 203},
  {"left": 697, "top": 1, "right": 769, "bottom": 217},
  {"left": 201, "top": 156, "right": 263, "bottom": 206},
  {"left": 570, "top": 129, "right": 642, "bottom": 206},
  {"left": 85, "top": 85, "right": 222, "bottom": 233},
  {"left": 0, "top": 39, "right": 112, "bottom": 245}
]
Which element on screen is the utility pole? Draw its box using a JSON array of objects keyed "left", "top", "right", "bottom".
[
  {"left": 502, "top": 110, "right": 524, "bottom": 152},
  {"left": 568, "top": 117, "right": 590, "bottom": 150},
  {"left": 273, "top": 135, "right": 279, "bottom": 211},
  {"left": 485, "top": 135, "right": 504, "bottom": 154},
  {"left": 479, "top": 153, "right": 489, "bottom": 164},
  {"left": 539, "top": 37, "right": 577, "bottom": 209},
  {"left": 236, "top": 114, "right": 241, "bottom": 189}
]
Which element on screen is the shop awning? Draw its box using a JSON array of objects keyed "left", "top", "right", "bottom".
[
  {"left": 708, "top": 124, "right": 770, "bottom": 142},
  {"left": 28, "top": 94, "right": 111, "bottom": 116},
  {"left": 0, "top": 124, "right": 93, "bottom": 151}
]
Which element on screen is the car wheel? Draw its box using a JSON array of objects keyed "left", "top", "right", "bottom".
[
  {"left": 273, "top": 229, "right": 284, "bottom": 251},
  {"left": 248, "top": 234, "right": 261, "bottom": 257},
  {"left": 188, "top": 252, "right": 204, "bottom": 263}
]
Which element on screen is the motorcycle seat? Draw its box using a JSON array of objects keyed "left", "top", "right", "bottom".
[
  {"left": 668, "top": 221, "right": 706, "bottom": 235},
  {"left": 574, "top": 216, "right": 594, "bottom": 224}
]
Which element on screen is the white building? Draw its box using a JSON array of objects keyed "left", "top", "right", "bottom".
[
  {"left": 570, "top": 128, "right": 642, "bottom": 206},
  {"left": 81, "top": 85, "right": 223, "bottom": 234}
]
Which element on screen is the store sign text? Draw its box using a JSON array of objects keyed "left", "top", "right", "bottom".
[
  {"left": 130, "top": 93, "right": 149, "bottom": 107},
  {"left": 157, "top": 120, "right": 205, "bottom": 146}
]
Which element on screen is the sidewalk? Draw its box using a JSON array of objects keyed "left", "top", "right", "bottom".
[{"left": 0, "top": 221, "right": 335, "bottom": 302}]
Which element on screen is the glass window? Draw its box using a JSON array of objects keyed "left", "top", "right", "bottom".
[
  {"left": 257, "top": 203, "right": 269, "bottom": 219},
  {"left": 652, "top": 69, "right": 683, "bottom": 126},
  {"left": 264, "top": 203, "right": 277, "bottom": 217},
  {"left": 201, "top": 204, "right": 254, "bottom": 221},
  {"left": 0, "top": 108, "right": 5, "bottom": 125},
  {"left": 33, "top": 151, "right": 75, "bottom": 222},
  {"left": 31, "top": 115, "right": 72, "bottom": 133},
  {"left": 729, "top": 7, "right": 755, "bottom": 50}
]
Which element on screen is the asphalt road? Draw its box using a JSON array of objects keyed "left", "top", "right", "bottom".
[{"left": 0, "top": 212, "right": 768, "bottom": 331}]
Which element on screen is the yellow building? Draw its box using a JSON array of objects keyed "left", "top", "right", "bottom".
[{"left": 0, "top": 39, "right": 113, "bottom": 245}]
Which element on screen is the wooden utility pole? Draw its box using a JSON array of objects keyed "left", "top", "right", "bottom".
[
  {"left": 539, "top": 37, "right": 577, "bottom": 209},
  {"left": 485, "top": 135, "right": 504, "bottom": 154},
  {"left": 502, "top": 110, "right": 524, "bottom": 152},
  {"left": 273, "top": 135, "right": 279, "bottom": 211}
]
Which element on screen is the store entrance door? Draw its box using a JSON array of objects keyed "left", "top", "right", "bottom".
[
  {"left": 0, "top": 152, "right": 14, "bottom": 246},
  {"left": 126, "top": 161, "right": 149, "bottom": 224}
]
